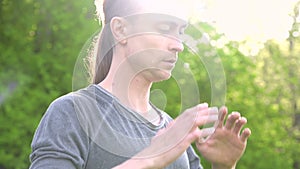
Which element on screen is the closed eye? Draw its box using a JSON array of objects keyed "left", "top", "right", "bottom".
[
  {"left": 179, "top": 24, "right": 188, "bottom": 35},
  {"left": 157, "top": 23, "right": 172, "bottom": 33},
  {"left": 179, "top": 27, "right": 185, "bottom": 35},
  {"left": 156, "top": 22, "right": 187, "bottom": 36}
]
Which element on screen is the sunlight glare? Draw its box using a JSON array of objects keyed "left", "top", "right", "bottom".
[{"left": 199, "top": 0, "right": 298, "bottom": 42}]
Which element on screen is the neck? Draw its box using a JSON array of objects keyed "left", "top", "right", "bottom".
[{"left": 99, "top": 56, "right": 152, "bottom": 113}]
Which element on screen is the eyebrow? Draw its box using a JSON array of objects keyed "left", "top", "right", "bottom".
[
  {"left": 168, "top": 18, "right": 188, "bottom": 28},
  {"left": 181, "top": 23, "right": 188, "bottom": 28},
  {"left": 158, "top": 19, "right": 188, "bottom": 28}
]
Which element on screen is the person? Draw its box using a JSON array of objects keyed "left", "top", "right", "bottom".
[{"left": 29, "top": 0, "right": 251, "bottom": 168}]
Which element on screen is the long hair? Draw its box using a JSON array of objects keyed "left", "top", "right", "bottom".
[
  {"left": 90, "top": 25, "right": 114, "bottom": 84},
  {"left": 89, "top": 0, "right": 138, "bottom": 84}
]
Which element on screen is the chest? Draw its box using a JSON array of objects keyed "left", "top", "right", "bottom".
[{"left": 83, "top": 108, "right": 190, "bottom": 169}]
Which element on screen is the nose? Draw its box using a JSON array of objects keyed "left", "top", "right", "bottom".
[{"left": 168, "top": 38, "right": 184, "bottom": 53}]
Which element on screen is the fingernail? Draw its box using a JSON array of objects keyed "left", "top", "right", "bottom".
[
  {"left": 202, "top": 102, "right": 208, "bottom": 107},
  {"left": 219, "top": 106, "right": 227, "bottom": 112},
  {"left": 198, "top": 103, "right": 208, "bottom": 109},
  {"left": 232, "top": 111, "right": 240, "bottom": 115}
]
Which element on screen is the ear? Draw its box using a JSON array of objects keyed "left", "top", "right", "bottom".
[{"left": 110, "top": 17, "right": 128, "bottom": 45}]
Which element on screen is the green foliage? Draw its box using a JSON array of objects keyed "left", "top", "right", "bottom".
[{"left": 0, "top": 0, "right": 98, "bottom": 168}]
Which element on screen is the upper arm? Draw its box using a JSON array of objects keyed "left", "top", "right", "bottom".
[{"left": 29, "top": 96, "right": 89, "bottom": 169}]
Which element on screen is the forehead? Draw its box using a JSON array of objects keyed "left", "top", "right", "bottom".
[
  {"left": 123, "top": 13, "right": 188, "bottom": 41},
  {"left": 126, "top": 13, "right": 187, "bottom": 26},
  {"left": 133, "top": 0, "right": 190, "bottom": 22}
]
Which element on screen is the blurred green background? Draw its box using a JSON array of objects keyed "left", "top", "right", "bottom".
[{"left": 0, "top": 0, "right": 299, "bottom": 169}]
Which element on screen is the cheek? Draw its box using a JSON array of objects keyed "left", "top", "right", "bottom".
[
  {"left": 125, "top": 35, "right": 170, "bottom": 68},
  {"left": 127, "top": 49, "right": 171, "bottom": 74},
  {"left": 128, "top": 50, "right": 156, "bottom": 67},
  {"left": 147, "top": 35, "right": 168, "bottom": 48},
  {"left": 127, "top": 35, "right": 167, "bottom": 54}
]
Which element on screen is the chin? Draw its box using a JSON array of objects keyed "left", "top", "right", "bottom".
[{"left": 151, "top": 71, "right": 172, "bottom": 82}]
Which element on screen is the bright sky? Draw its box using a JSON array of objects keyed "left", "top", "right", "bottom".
[
  {"left": 172, "top": 0, "right": 299, "bottom": 55},
  {"left": 191, "top": 0, "right": 299, "bottom": 42}
]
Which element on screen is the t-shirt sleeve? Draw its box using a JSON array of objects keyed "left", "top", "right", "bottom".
[
  {"left": 187, "top": 145, "right": 203, "bottom": 169},
  {"left": 29, "top": 95, "right": 89, "bottom": 169}
]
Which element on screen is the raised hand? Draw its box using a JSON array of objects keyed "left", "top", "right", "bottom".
[
  {"left": 115, "top": 103, "right": 219, "bottom": 169},
  {"left": 196, "top": 107, "right": 251, "bottom": 169},
  {"left": 134, "top": 103, "right": 218, "bottom": 167}
]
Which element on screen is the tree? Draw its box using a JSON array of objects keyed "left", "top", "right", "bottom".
[
  {"left": 0, "top": 0, "right": 98, "bottom": 168},
  {"left": 252, "top": 1, "right": 300, "bottom": 168}
]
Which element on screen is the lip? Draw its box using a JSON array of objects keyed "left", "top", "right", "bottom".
[
  {"left": 163, "top": 58, "right": 177, "bottom": 64},
  {"left": 161, "top": 59, "right": 177, "bottom": 69}
]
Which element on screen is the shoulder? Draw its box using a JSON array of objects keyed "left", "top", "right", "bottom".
[
  {"left": 42, "top": 85, "right": 116, "bottom": 138},
  {"left": 50, "top": 85, "right": 96, "bottom": 105},
  {"left": 48, "top": 85, "right": 108, "bottom": 111},
  {"left": 36, "top": 85, "right": 102, "bottom": 132},
  {"left": 31, "top": 85, "right": 101, "bottom": 147}
]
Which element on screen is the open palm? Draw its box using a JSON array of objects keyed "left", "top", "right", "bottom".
[{"left": 196, "top": 107, "right": 251, "bottom": 169}]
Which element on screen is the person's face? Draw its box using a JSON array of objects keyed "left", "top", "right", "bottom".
[{"left": 123, "top": 13, "right": 187, "bottom": 82}]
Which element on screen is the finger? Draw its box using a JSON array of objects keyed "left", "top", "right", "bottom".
[
  {"left": 232, "top": 117, "right": 247, "bottom": 134},
  {"left": 224, "top": 112, "right": 241, "bottom": 130},
  {"left": 201, "top": 127, "right": 215, "bottom": 138},
  {"left": 198, "top": 103, "right": 209, "bottom": 111},
  {"left": 195, "top": 114, "right": 219, "bottom": 126},
  {"left": 184, "top": 103, "right": 208, "bottom": 115},
  {"left": 178, "top": 103, "right": 209, "bottom": 127},
  {"left": 200, "top": 127, "right": 215, "bottom": 141},
  {"left": 201, "top": 107, "right": 219, "bottom": 129},
  {"left": 217, "top": 106, "right": 227, "bottom": 128},
  {"left": 241, "top": 128, "right": 251, "bottom": 142},
  {"left": 180, "top": 104, "right": 218, "bottom": 132},
  {"left": 195, "top": 107, "right": 219, "bottom": 126},
  {"left": 203, "top": 107, "right": 219, "bottom": 116}
]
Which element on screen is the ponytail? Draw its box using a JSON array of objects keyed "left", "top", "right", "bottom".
[{"left": 91, "top": 25, "right": 114, "bottom": 84}]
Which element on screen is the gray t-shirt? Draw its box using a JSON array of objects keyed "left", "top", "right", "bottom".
[{"left": 30, "top": 85, "right": 203, "bottom": 169}]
